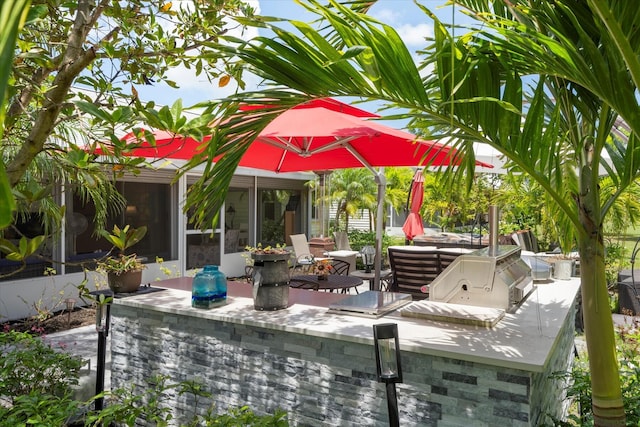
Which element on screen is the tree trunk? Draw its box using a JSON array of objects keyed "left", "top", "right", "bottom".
[
  {"left": 579, "top": 213, "right": 625, "bottom": 425},
  {"left": 6, "top": 0, "right": 99, "bottom": 187}
]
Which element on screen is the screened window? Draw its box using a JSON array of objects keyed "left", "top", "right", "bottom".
[{"left": 65, "top": 181, "right": 174, "bottom": 273}]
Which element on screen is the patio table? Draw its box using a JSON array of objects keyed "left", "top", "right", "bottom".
[
  {"left": 290, "top": 274, "right": 362, "bottom": 293},
  {"left": 351, "top": 269, "right": 392, "bottom": 291}
]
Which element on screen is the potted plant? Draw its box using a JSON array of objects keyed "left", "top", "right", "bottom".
[
  {"left": 244, "top": 244, "right": 292, "bottom": 310},
  {"left": 98, "top": 225, "right": 147, "bottom": 293}
]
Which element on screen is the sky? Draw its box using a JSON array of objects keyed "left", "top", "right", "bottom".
[{"left": 135, "top": 1, "right": 466, "bottom": 111}]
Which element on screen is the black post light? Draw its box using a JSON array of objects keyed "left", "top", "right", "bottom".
[
  {"left": 361, "top": 245, "right": 376, "bottom": 273},
  {"left": 94, "top": 297, "right": 112, "bottom": 411},
  {"left": 373, "top": 323, "right": 402, "bottom": 427},
  {"left": 64, "top": 298, "right": 76, "bottom": 328}
]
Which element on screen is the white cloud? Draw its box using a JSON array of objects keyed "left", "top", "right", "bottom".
[
  {"left": 370, "top": 4, "right": 434, "bottom": 47},
  {"left": 371, "top": 8, "right": 400, "bottom": 23},
  {"left": 395, "top": 23, "right": 433, "bottom": 47}
]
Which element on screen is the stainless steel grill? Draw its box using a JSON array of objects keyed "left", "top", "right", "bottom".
[
  {"left": 428, "top": 206, "right": 534, "bottom": 312},
  {"left": 429, "top": 245, "right": 533, "bottom": 312}
]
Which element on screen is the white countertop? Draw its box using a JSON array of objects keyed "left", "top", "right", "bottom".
[{"left": 113, "top": 278, "right": 580, "bottom": 372}]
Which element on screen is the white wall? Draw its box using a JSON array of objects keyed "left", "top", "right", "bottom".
[
  {"left": 0, "top": 255, "right": 254, "bottom": 322},
  {"left": 0, "top": 271, "right": 100, "bottom": 323},
  {"left": 0, "top": 260, "right": 184, "bottom": 322}
]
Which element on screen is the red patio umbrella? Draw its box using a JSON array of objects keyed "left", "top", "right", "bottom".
[
  {"left": 402, "top": 169, "right": 425, "bottom": 242},
  {"left": 116, "top": 129, "right": 204, "bottom": 159}
]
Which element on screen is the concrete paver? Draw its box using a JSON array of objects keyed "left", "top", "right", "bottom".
[{"left": 43, "top": 325, "right": 111, "bottom": 401}]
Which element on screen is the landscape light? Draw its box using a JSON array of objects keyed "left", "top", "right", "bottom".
[{"left": 373, "top": 323, "right": 402, "bottom": 427}]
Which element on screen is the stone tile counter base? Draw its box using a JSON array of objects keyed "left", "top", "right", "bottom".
[{"left": 110, "top": 280, "right": 579, "bottom": 426}]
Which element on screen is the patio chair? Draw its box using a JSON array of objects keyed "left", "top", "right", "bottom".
[
  {"left": 329, "top": 231, "right": 360, "bottom": 274},
  {"left": 387, "top": 246, "right": 466, "bottom": 300},
  {"left": 329, "top": 259, "right": 359, "bottom": 293},
  {"left": 330, "top": 259, "right": 351, "bottom": 276},
  {"left": 333, "top": 231, "right": 352, "bottom": 251},
  {"left": 289, "top": 234, "right": 316, "bottom": 272}
]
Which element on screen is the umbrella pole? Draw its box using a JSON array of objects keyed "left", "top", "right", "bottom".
[
  {"left": 373, "top": 170, "right": 386, "bottom": 291},
  {"left": 319, "top": 174, "right": 325, "bottom": 237}
]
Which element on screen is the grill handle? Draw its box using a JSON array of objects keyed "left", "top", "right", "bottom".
[{"left": 488, "top": 205, "right": 499, "bottom": 256}]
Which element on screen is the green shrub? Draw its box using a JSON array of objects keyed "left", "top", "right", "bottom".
[
  {"left": 0, "top": 330, "right": 82, "bottom": 402},
  {"left": 0, "top": 392, "right": 83, "bottom": 426},
  {"left": 347, "top": 230, "right": 403, "bottom": 269},
  {"left": 549, "top": 320, "right": 640, "bottom": 426},
  {"left": 0, "top": 330, "right": 84, "bottom": 425},
  {"left": 86, "top": 373, "right": 288, "bottom": 426},
  {"left": 0, "top": 331, "right": 288, "bottom": 426},
  {"left": 604, "top": 242, "right": 628, "bottom": 287}
]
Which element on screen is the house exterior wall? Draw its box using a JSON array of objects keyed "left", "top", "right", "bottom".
[{"left": 0, "top": 166, "right": 313, "bottom": 322}]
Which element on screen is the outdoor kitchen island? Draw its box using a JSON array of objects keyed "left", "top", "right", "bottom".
[{"left": 109, "top": 277, "right": 580, "bottom": 427}]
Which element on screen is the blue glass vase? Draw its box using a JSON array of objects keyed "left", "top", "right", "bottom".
[
  {"left": 192, "top": 265, "right": 226, "bottom": 308},
  {"left": 210, "top": 265, "right": 227, "bottom": 303}
]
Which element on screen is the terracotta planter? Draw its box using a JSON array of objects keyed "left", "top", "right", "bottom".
[
  {"left": 108, "top": 270, "right": 143, "bottom": 293},
  {"left": 250, "top": 252, "right": 291, "bottom": 311}
]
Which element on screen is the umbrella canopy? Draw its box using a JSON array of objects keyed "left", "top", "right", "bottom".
[
  {"left": 402, "top": 169, "right": 425, "bottom": 241},
  {"left": 234, "top": 108, "right": 463, "bottom": 172},
  {"left": 117, "top": 129, "right": 203, "bottom": 159},
  {"left": 115, "top": 101, "right": 491, "bottom": 173}
]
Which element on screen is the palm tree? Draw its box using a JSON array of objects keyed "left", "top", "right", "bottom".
[
  {"left": 328, "top": 167, "right": 412, "bottom": 233},
  {"left": 328, "top": 168, "right": 377, "bottom": 231},
  {"left": 186, "top": 1, "right": 640, "bottom": 423},
  {"left": 420, "top": 172, "right": 494, "bottom": 233},
  {"left": 383, "top": 166, "right": 415, "bottom": 230}
]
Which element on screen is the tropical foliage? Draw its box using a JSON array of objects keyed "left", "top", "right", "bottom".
[
  {"left": 383, "top": 167, "right": 415, "bottom": 228},
  {"left": 327, "top": 168, "right": 377, "bottom": 231},
  {"left": 0, "top": 0, "right": 254, "bottom": 273},
  {"left": 0, "top": 0, "right": 30, "bottom": 228},
  {"left": 186, "top": 0, "right": 639, "bottom": 423},
  {"left": 420, "top": 172, "right": 495, "bottom": 233}
]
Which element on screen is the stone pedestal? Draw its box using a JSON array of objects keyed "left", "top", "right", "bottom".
[
  {"left": 309, "top": 237, "right": 334, "bottom": 257},
  {"left": 250, "top": 252, "right": 290, "bottom": 311}
]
